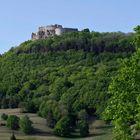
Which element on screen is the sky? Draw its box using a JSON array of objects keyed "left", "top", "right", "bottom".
[{"left": 0, "top": 0, "right": 140, "bottom": 54}]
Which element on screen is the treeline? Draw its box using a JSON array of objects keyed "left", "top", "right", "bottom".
[
  {"left": 0, "top": 30, "right": 136, "bottom": 137},
  {"left": 12, "top": 31, "right": 135, "bottom": 54}
]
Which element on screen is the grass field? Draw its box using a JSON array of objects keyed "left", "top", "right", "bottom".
[{"left": 0, "top": 109, "right": 112, "bottom": 140}]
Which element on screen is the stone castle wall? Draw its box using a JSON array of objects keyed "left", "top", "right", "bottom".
[{"left": 32, "top": 24, "right": 78, "bottom": 40}]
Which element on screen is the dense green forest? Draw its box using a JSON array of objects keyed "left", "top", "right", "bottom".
[{"left": 0, "top": 30, "right": 136, "bottom": 137}]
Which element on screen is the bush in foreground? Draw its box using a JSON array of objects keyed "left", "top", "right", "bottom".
[
  {"left": 7, "top": 115, "right": 19, "bottom": 130},
  {"left": 54, "top": 116, "right": 70, "bottom": 137},
  {"left": 19, "top": 115, "right": 33, "bottom": 134}
]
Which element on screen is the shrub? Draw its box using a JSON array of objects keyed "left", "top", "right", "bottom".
[
  {"left": 19, "top": 115, "right": 32, "bottom": 134},
  {"left": 19, "top": 101, "right": 37, "bottom": 113},
  {"left": 6, "top": 115, "right": 19, "bottom": 130},
  {"left": 1, "top": 113, "right": 8, "bottom": 120},
  {"left": 78, "top": 120, "right": 89, "bottom": 137},
  {"left": 54, "top": 116, "right": 70, "bottom": 137}
]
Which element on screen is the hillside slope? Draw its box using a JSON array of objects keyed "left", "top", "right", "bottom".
[{"left": 0, "top": 31, "right": 135, "bottom": 136}]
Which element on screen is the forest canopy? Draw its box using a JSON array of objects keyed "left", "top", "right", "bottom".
[{"left": 0, "top": 30, "right": 136, "bottom": 137}]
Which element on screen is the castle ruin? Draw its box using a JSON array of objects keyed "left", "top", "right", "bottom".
[{"left": 31, "top": 24, "right": 78, "bottom": 40}]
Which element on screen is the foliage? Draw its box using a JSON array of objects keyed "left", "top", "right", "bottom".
[
  {"left": 7, "top": 115, "right": 19, "bottom": 130},
  {"left": 78, "top": 120, "right": 89, "bottom": 137},
  {"left": 78, "top": 109, "right": 88, "bottom": 121},
  {"left": 54, "top": 116, "right": 70, "bottom": 137},
  {"left": 19, "top": 101, "right": 37, "bottom": 113},
  {"left": 1, "top": 113, "right": 8, "bottom": 120},
  {"left": 13, "top": 31, "right": 135, "bottom": 54},
  {"left": 77, "top": 110, "right": 89, "bottom": 137},
  {"left": 0, "top": 31, "right": 136, "bottom": 137},
  {"left": 103, "top": 26, "right": 140, "bottom": 140},
  {"left": 19, "top": 115, "right": 32, "bottom": 134}
]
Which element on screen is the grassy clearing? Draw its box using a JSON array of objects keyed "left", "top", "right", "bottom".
[{"left": 0, "top": 109, "right": 112, "bottom": 140}]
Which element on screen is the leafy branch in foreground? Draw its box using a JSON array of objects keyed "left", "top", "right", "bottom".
[{"left": 103, "top": 26, "right": 140, "bottom": 140}]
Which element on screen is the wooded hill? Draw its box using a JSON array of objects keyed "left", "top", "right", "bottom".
[{"left": 0, "top": 30, "right": 136, "bottom": 137}]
